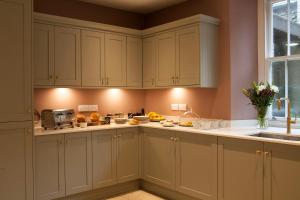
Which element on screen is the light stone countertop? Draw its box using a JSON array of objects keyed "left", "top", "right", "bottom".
[{"left": 35, "top": 122, "right": 300, "bottom": 147}]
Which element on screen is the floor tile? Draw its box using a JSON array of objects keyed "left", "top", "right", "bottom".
[{"left": 107, "top": 190, "right": 164, "bottom": 200}]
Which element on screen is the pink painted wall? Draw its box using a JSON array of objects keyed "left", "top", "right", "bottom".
[
  {"left": 229, "top": 0, "right": 258, "bottom": 119},
  {"left": 34, "top": 88, "right": 145, "bottom": 115}
]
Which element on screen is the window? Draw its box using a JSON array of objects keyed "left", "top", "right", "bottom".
[{"left": 266, "top": 0, "right": 300, "bottom": 119}]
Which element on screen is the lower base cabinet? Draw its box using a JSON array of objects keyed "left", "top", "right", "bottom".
[
  {"left": 35, "top": 134, "right": 65, "bottom": 200},
  {"left": 264, "top": 143, "right": 300, "bottom": 200},
  {"left": 34, "top": 127, "right": 300, "bottom": 200},
  {"left": 0, "top": 122, "right": 33, "bottom": 200},
  {"left": 218, "top": 138, "right": 264, "bottom": 200},
  {"left": 142, "top": 128, "right": 218, "bottom": 200},
  {"left": 92, "top": 128, "right": 140, "bottom": 189},
  {"left": 142, "top": 128, "right": 176, "bottom": 189},
  {"left": 65, "top": 132, "right": 92, "bottom": 195}
]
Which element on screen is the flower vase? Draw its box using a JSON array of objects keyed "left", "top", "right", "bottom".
[{"left": 257, "top": 107, "right": 268, "bottom": 129}]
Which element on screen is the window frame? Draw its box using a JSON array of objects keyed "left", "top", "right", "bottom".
[{"left": 258, "top": 0, "right": 300, "bottom": 121}]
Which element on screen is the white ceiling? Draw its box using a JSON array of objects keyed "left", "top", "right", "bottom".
[{"left": 79, "top": 0, "right": 188, "bottom": 14}]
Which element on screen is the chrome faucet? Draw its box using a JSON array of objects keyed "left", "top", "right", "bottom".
[{"left": 277, "top": 98, "right": 297, "bottom": 134}]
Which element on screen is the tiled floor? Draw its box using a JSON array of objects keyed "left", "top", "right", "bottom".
[{"left": 107, "top": 190, "right": 165, "bottom": 200}]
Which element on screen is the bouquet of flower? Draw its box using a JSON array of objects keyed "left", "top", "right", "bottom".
[{"left": 242, "top": 82, "right": 279, "bottom": 128}]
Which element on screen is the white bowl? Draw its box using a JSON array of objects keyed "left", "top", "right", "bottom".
[
  {"left": 114, "top": 118, "right": 127, "bottom": 124},
  {"left": 133, "top": 116, "right": 149, "bottom": 121}
]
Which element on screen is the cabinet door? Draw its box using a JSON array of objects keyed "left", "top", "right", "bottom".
[
  {"left": 34, "top": 23, "right": 54, "bottom": 86},
  {"left": 105, "top": 33, "right": 126, "bottom": 87},
  {"left": 264, "top": 143, "right": 300, "bottom": 200},
  {"left": 126, "top": 37, "right": 142, "bottom": 88},
  {"left": 35, "top": 135, "right": 65, "bottom": 200},
  {"left": 81, "top": 30, "right": 105, "bottom": 87},
  {"left": 117, "top": 128, "right": 140, "bottom": 183},
  {"left": 156, "top": 32, "right": 176, "bottom": 87},
  {"left": 218, "top": 138, "right": 263, "bottom": 200},
  {"left": 0, "top": 122, "right": 33, "bottom": 200},
  {"left": 176, "top": 132, "right": 217, "bottom": 200},
  {"left": 143, "top": 37, "right": 156, "bottom": 88},
  {"left": 54, "top": 26, "right": 81, "bottom": 86},
  {"left": 92, "top": 129, "right": 117, "bottom": 189},
  {"left": 65, "top": 132, "right": 92, "bottom": 195},
  {"left": 176, "top": 26, "right": 200, "bottom": 86},
  {"left": 142, "top": 128, "right": 176, "bottom": 190},
  {"left": 0, "top": 0, "right": 32, "bottom": 122}
]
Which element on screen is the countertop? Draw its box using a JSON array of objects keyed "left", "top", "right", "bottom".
[{"left": 35, "top": 122, "right": 300, "bottom": 147}]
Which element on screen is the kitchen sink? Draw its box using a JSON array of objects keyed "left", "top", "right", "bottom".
[{"left": 250, "top": 133, "right": 300, "bottom": 141}]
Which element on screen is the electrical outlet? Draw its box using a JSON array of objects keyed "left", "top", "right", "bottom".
[
  {"left": 171, "top": 104, "right": 179, "bottom": 111},
  {"left": 78, "top": 105, "right": 89, "bottom": 112},
  {"left": 178, "top": 104, "right": 187, "bottom": 111},
  {"left": 78, "top": 105, "right": 99, "bottom": 112},
  {"left": 89, "top": 105, "right": 99, "bottom": 112}
]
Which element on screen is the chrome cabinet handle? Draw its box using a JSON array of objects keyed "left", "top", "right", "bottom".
[
  {"left": 55, "top": 75, "right": 59, "bottom": 79},
  {"left": 49, "top": 75, "right": 53, "bottom": 79}
]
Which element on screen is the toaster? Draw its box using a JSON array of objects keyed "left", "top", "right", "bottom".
[{"left": 41, "top": 109, "right": 75, "bottom": 130}]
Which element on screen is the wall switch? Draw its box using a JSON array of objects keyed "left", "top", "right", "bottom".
[
  {"left": 178, "top": 104, "right": 187, "bottom": 111},
  {"left": 171, "top": 104, "right": 179, "bottom": 111},
  {"left": 78, "top": 105, "right": 99, "bottom": 112}
]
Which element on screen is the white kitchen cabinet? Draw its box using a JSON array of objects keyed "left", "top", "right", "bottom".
[
  {"left": 81, "top": 30, "right": 105, "bottom": 87},
  {"left": 176, "top": 132, "right": 218, "bottom": 200},
  {"left": 0, "top": 122, "right": 33, "bottom": 200},
  {"left": 126, "top": 37, "right": 142, "bottom": 88},
  {"left": 35, "top": 134, "right": 65, "bottom": 200},
  {"left": 155, "top": 32, "right": 176, "bottom": 87},
  {"left": 0, "top": 0, "right": 32, "bottom": 122},
  {"left": 117, "top": 128, "right": 140, "bottom": 183},
  {"left": 142, "top": 128, "right": 176, "bottom": 190},
  {"left": 105, "top": 33, "right": 127, "bottom": 87},
  {"left": 34, "top": 23, "right": 55, "bottom": 86},
  {"left": 92, "top": 129, "right": 117, "bottom": 189},
  {"left": 142, "top": 37, "right": 156, "bottom": 88},
  {"left": 264, "top": 143, "right": 300, "bottom": 200},
  {"left": 175, "top": 26, "right": 200, "bottom": 86},
  {"left": 218, "top": 138, "right": 264, "bottom": 200},
  {"left": 92, "top": 128, "right": 140, "bottom": 190},
  {"left": 54, "top": 26, "right": 81, "bottom": 86},
  {"left": 65, "top": 132, "right": 92, "bottom": 195}
]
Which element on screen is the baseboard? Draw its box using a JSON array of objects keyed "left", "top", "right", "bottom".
[
  {"left": 56, "top": 180, "right": 140, "bottom": 200},
  {"left": 141, "top": 181, "right": 198, "bottom": 200}
]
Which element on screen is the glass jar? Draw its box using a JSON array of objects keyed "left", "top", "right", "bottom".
[{"left": 179, "top": 108, "right": 200, "bottom": 128}]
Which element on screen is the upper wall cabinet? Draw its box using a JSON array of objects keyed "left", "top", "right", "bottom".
[
  {"left": 143, "top": 22, "right": 219, "bottom": 88},
  {"left": 0, "top": 0, "right": 32, "bottom": 122},
  {"left": 34, "top": 23, "right": 54, "bottom": 86},
  {"left": 156, "top": 32, "right": 176, "bottom": 87},
  {"left": 105, "top": 33, "right": 127, "bottom": 87},
  {"left": 33, "top": 13, "right": 219, "bottom": 89},
  {"left": 54, "top": 27, "right": 81, "bottom": 87},
  {"left": 126, "top": 37, "right": 142, "bottom": 88},
  {"left": 34, "top": 23, "right": 81, "bottom": 87},
  {"left": 81, "top": 30, "right": 105, "bottom": 87},
  {"left": 143, "top": 37, "right": 156, "bottom": 88}
]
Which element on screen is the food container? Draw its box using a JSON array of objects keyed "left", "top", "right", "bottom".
[
  {"left": 114, "top": 118, "right": 128, "bottom": 124},
  {"left": 179, "top": 108, "right": 200, "bottom": 128}
]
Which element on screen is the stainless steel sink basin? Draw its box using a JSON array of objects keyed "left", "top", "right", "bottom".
[{"left": 250, "top": 133, "right": 300, "bottom": 141}]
